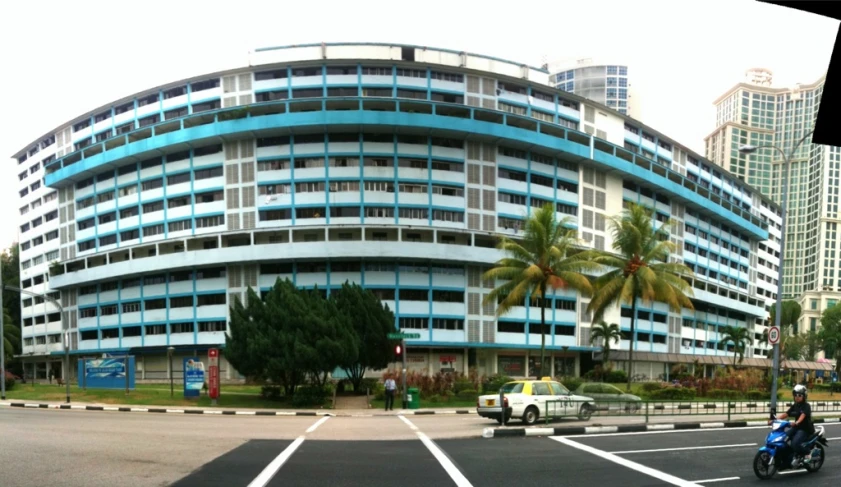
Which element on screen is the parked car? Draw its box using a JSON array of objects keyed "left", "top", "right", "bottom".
[
  {"left": 477, "top": 377, "right": 596, "bottom": 425},
  {"left": 574, "top": 382, "right": 642, "bottom": 412}
]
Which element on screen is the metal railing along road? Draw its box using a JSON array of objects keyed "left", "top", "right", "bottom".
[{"left": 544, "top": 398, "right": 841, "bottom": 424}]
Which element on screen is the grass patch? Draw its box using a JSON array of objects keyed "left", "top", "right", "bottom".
[{"left": 4, "top": 384, "right": 325, "bottom": 409}]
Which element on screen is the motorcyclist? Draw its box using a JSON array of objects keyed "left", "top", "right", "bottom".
[{"left": 768, "top": 384, "right": 815, "bottom": 467}]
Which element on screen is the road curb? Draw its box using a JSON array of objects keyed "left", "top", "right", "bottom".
[
  {"left": 0, "top": 401, "right": 473, "bottom": 417},
  {"left": 481, "top": 417, "right": 841, "bottom": 438}
]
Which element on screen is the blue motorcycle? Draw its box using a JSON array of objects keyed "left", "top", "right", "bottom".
[{"left": 753, "top": 419, "right": 829, "bottom": 479}]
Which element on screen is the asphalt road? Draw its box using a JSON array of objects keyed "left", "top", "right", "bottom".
[{"left": 3, "top": 407, "right": 840, "bottom": 487}]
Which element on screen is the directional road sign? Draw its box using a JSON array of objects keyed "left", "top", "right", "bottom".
[{"left": 388, "top": 332, "right": 421, "bottom": 340}]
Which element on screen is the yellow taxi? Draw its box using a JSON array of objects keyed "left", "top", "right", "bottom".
[{"left": 476, "top": 377, "right": 595, "bottom": 425}]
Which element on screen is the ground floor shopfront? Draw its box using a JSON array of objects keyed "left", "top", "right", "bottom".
[
  {"left": 607, "top": 351, "right": 837, "bottom": 382},
  {"left": 15, "top": 345, "right": 245, "bottom": 384},
  {"left": 368, "top": 346, "right": 589, "bottom": 380}
]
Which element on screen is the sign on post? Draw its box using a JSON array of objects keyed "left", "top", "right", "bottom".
[
  {"left": 183, "top": 357, "right": 205, "bottom": 398},
  {"left": 78, "top": 357, "right": 136, "bottom": 390},
  {"left": 768, "top": 326, "right": 781, "bottom": 345},
  {"left": 388, "top": 332, "right": 421, "bottom": 340},
  {"left": 208, "top": 348, "right": 220, "bottom": 404}
]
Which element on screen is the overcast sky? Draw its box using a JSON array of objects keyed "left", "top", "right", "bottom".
[{"left": 0, "top": 0, "right": 837, "bottom": 251}]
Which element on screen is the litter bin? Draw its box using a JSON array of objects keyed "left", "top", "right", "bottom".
[{"left": 407, "top": 387, "right": 420, "bottom": 410}]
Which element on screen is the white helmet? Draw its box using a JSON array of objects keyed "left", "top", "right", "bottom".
[{"left": 793, "top": 384, "right": 808, "bottom": 399}]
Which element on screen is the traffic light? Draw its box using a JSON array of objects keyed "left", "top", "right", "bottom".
[{"left": 395, "top": 344, "right": 402, "bottom": 357}]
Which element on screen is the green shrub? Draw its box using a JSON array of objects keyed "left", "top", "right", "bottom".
[
  {"left": 261, "top": 385, "right": 283, "bottom": 401},
  {"left": 707, "top": 389, "right": 741, "bottom": 400},
  {"left": 603, "top": 370, "right": 627, "bottom": 383},
  {"left": 832, "top": 382, "right": 841, "bottom": 393},
  {"left": 641, "top": 382, "right": 665, "bottom": 393},
  {"left": 291, "top": 385, "right": 329, "bottom": 407},
  {"left": 2, "top": 371, "right": 15, "bottom": 391},
  {"left": 558, "top": 376, "right": 583, "bottom": 392},
  {"left": 648, "top": 387, "right": 696, "bottom": 401},
  {"left": 746, "top": 390, "right": 765, "bottom": 400},
  {"left": 454, "top": 379, "right": 474, "bottom": 394},
  {"left": 360, "top": 378, "right": 380, "bottom": 394},
  {"left": 428, "top": 394, "right": 442, "bottom": 403},
  {"left": 456, "top": 389, "right": 478, "bottom": 401},
  {"left": 482, "top": 374, "right": 512, "bottom": 394}
]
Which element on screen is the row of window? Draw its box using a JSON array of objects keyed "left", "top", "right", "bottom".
[
  {"left": 77, "top": 215, "right": 224, "bottom": 251},
  {"left": 77, "top": 321, "right": 228, "bottom": 341},
  {"left": 260, "top": 180, "right": 464, "bottom": 197},
  {"left": 79, "top": 293, "right": 226, "bottom": 318},
  {"left": 685, "top": 224, "right": 751, "bottom": 257},
  {"left": 397, "top": 318, "right": 465, "bottom": 331},
  {"left": 683, "top": 242, "right": 750, "bottom": 273},
  {"left": 78, "top": 268, "right": 227, "bottom": 295},
  {"left": 76, "top": 167, "right": 223, "bottom": 208},
  {"left": 258, "top": 207, "right": 465, "bottom": 222},
  {"left": 257, "top": 158, "right": 467, "bottom": 176}
]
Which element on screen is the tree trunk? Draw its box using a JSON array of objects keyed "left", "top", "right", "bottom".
[
  {"left": 539, "top": 296, "right": 547, "bottom": 379},
  {"left": 627, "top": 298, "right": 637, "bottom": 392},
  {"left": 604, "top": 344, "right": 610, "bottom": 372}
]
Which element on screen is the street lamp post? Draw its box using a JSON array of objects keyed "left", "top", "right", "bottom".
[{"left": 739, "top": 128, "right": 815, "bottom": 417}]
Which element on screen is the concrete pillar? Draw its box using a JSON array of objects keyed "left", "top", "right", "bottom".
[
  {"left": 428, "top": 349, "right": 433, "bottom": 376},
  {"left": 463, "top": 347, "right": 469, "bottom": 375}
]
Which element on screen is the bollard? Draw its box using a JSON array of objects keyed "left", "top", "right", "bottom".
[{"left": 645, "top": 401, "right": 649, "bottom": 424}]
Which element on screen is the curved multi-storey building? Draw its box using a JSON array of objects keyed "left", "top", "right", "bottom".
[{"left": 13, "top": 43, "right": 790, "bottom": 383}]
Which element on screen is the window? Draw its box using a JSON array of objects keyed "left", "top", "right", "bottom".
[
  {"left": 196, "top": 215, "right": 224, "bottom": 228},
  {"left": 143, "top": 201, "right": 164, "bottom": 213},
  {"left": 169, "top": 220, "right": 192, "bottom": 232},
  {"left": 167, "top": 172, "right": 191, "bottom": 185},
  {"left": 194, "top": 167, "right": 223, "bottom": 180},
  {"left": 142, "top": 178, "right": 163, "bottom": 191},
  {"left": 197, "top": 294, "right": 226, "bottom": 306}
]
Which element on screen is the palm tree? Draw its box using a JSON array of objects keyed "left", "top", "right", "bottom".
[
  {"left": 719, "top": 325, "right": 753, "bottom": 365},
  {"left": 586, "top": 203, "right": 694, "bottom": 392},
  {"left": 590, "top": 321, "right": 621, "bottom": 373},
  {"left": 2, "top": 310, "right": 20, "bottom": 364},
  {"left": 484, "top": 203, "right": 601, "bottom": 379}
]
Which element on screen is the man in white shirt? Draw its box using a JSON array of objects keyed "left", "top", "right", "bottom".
[{"left": 384, "top": 374, "right": 397, "bottom": 411}]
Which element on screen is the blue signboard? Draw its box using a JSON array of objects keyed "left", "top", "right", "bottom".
[
  {"left": 78, "top": 357, "right": 136, "bottom": 389},
  {"left": 183, "top": 357, "right": 205, "bottom": 398}
]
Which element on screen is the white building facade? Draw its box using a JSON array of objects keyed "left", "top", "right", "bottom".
[{"left": 12, "top": 43, "right": 782, "bottom": 382}]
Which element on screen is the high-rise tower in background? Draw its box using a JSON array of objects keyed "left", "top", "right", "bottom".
[
  {"left": 705, "top": 68, "right": 836, "bottom": 334},
  {"left": 546, "top": 57, "right": 641, "bottom": 119}
]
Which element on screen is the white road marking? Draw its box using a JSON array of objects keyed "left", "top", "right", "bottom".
[
  {"left": 417, "top": 431, "right": 474, "bottom": 487},
  {"left": 399, "top": 414, "right": 473, "bottom": 486},
  {"left": 398, "top": 415, "right": 418, "bottom": 431},
  {"left": 610, "top": 443, "right": 756, "bottom": 455},
  {"left": 306, "top": 416, "right": 330, "bottom": 433},
  {"left": 691, "top": 477, "right": 739, "bottom": 484},
  {"left": 247, "top": 436, "right": 305, "bottom": 487},
  {"left": 552, "top": 436, "right": 703, "bottom": 487},
  {"left": 247, "top": 416, "right": 329, "bottom": 487}
]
